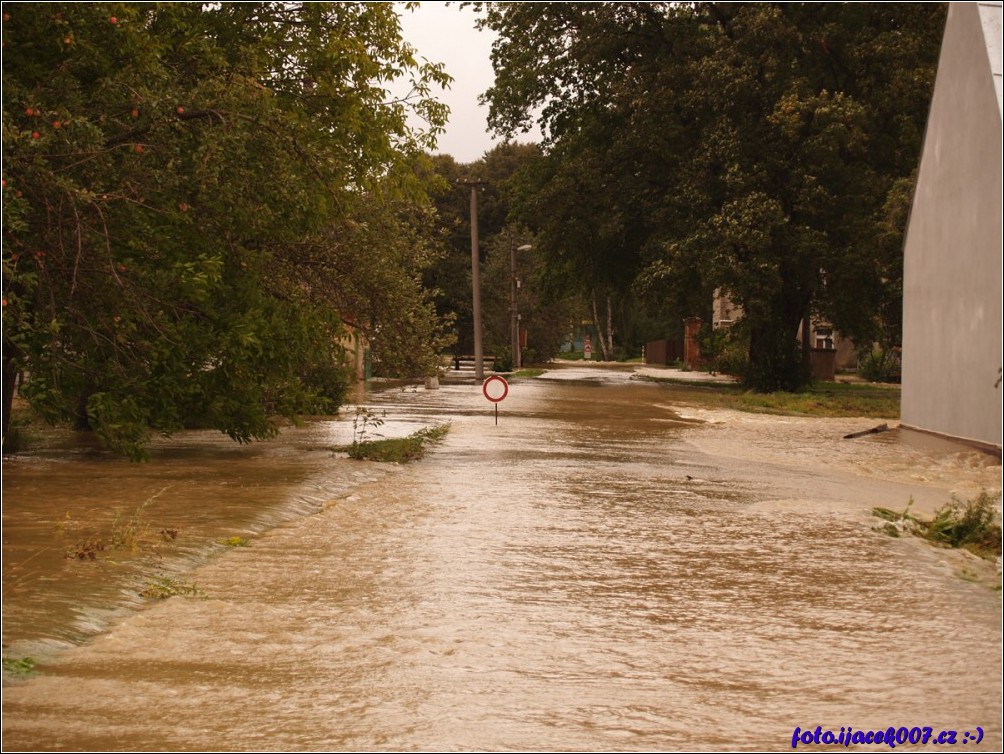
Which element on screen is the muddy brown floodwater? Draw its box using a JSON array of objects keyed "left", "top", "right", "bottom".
[{"left": 3, "top": 365, "right": 1001, "bottom": 751}]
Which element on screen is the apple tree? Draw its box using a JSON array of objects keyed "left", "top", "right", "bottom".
[{"left": 2, "top": 2, "right": 451, "bottom": 457}]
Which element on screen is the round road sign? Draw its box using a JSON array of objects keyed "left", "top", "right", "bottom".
[{"left": 482, "top": 375, "right": 509, "bottom": 403}]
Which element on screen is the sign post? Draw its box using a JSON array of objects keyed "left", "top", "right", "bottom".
[{"left": 482, "top": 375, "right": 509, "bottom": 425}]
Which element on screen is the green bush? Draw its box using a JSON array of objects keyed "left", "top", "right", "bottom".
[
  {"left": 698, "top": 323, "right": 749, "bottom": 377},
  {"left": 858, "top": 347, "right": 901, "bottom": 383},
  {"left": 927, "top": 492, "right": 1002, "bottom": 558},
  {"left": 492, "top": 347, "right": 513, "bottom": 373},
  {"left": 873, "top": 492, "right": 1002, "bottom": 561}
]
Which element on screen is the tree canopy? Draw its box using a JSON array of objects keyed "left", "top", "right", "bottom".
[
  {"left": 424, "top": 141, "right": 578, "bottom": 365},
  {"left": 3, "top": 2, "right": 452, "bottom": 457},
  {"left": 473, "top": 2, "right": 945, "bottom": 389}
]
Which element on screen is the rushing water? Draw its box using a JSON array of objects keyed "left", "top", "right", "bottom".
[{"left": 3, "top": 367, "right": 1001, "bottom": 751}]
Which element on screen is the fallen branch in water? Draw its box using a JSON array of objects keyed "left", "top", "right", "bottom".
[{"left": 843, "top": 423, "right": 889, "bottom": 439}]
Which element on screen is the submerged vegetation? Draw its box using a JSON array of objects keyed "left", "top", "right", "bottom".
[
  {"left": 219, "top": 536, "right": 252, "bottom": 548},
  {"left": 340, "top": 423, "right": 451, "bottom": 463},
  {"left": 2, "top": 656, "right": 37, "bottom": 677},
  {"left": 138, "top": 577, "right": 202, "bottom": 600},
  {"left": 59, "top": 488, "right": 175, "bottom": 560},
  {"left": 873, "top": 492, "right": 1003, "bottom": 562}
]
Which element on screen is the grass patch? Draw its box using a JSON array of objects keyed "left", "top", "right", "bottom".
[
  {"left": 219, "top": 536, "right": 251, "bottom": 547},
  {"left": 640, "top": 375, "right": 899, "bottom": 418},
  {"left": 340, "top": 423, "right": 450, "bottom": 463},
  {"left": 138, "top": 576, "right": 202, "bottom": 600},
  {"left": 3, "top": 656, "right": 37, "bottom": 677},
  {"left": 512, "top": 368, "right": 546, "bottom": 379},
  {"left": 873, "top": 492, "right": 1002, "bottom": 561}
]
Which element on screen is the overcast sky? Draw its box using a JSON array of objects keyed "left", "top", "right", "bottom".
[{"left": 396, "top": 2, "right": 541, "bottom": 163}]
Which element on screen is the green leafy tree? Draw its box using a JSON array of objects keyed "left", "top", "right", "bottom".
[
  {"left": 480, "top": 224, "right": 576, "bottom": 365},
  {"left": 473, "top": 2, "right": 944, "bottom": 389},
  {"left": 426, "top": 142, "right": 555, "bottom": 358},
  {"left": 424, "top": 154, "right": 475, "bottom": 355},
  {"left": 287, "top": 168, "right": 457, "bottom": 379},
  {"left": 2, "top": 2, "right": 450, "bottom": 457}
]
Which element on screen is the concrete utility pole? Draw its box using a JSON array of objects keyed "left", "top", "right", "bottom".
[
  {"left": 463, "top": 179, "right": 488, "bottom": 379},
  {"left": 511, "top": 242, "right": 532, "bottom": 370},
  {"left": 510, "top": 237, "right": 519, "bottom": 372}
]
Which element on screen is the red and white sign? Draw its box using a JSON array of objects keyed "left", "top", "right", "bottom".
[{"left": 482, "top": 375, "right": 509, "bottom": 403}]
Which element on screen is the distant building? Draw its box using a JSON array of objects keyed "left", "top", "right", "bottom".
[
  {"left": 711, "top": 288, "right": 743, "bottom": 333},
  {"left": 900, "top": 1, "right": 1003, "bottom": 451},
  {"left": 711, "top": 288, "right": 857, "bottom": 375}
]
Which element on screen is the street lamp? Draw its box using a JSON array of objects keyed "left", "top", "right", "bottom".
[
  {"left": 512, "top": 242, "right": 532, "bottom": 370},
  {"left": 463, "top": 178, "right": 488, "bottom": 379}
]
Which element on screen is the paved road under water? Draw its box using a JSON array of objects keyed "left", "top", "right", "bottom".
[{"left": 3, "top": 367, "right": 1001, "bottom": 750}]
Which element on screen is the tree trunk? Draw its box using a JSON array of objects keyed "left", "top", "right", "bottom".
[
  {"left": 591, "top": 292, "right": 611, "bottom": 360},
  {"left": 745, "top": 295, "right": 812, "bottom": 392},
  {"left": 605, "top": 295, "right": 614, "bottom": 360},
  {"left": 2, "top": 349, "right": 19, "bottom": 442}
]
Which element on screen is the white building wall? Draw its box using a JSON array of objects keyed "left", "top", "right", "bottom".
[{"left": 901, "top": 2, "right": 1003, "bottom": 449}]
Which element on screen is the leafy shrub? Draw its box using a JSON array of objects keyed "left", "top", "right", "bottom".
[
  {"left": 858, "top": 346, "right": 901, "bottom": 383},
  {"left": 698, "top": 322, "right": 749, "bottom": 377},
  {"left": 492, "top": 347, "right": 513, "bottom": 373},
  {"left": 873, "top": 492, "right": 1002, "bottom": 561},
  {"left": 926, "top": 492, "right": 1002, "bottom": 558}
]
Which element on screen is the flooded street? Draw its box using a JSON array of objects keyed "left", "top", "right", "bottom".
[{"left": 3, "top": 366, "right": 1001, "bottom": 751}]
